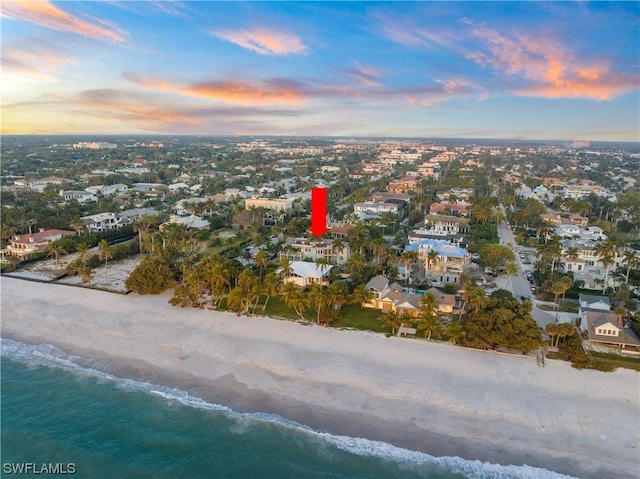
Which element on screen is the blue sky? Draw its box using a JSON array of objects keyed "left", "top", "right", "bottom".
[{"left": 2, "top": 1, "right": 639, "bottom": 140}]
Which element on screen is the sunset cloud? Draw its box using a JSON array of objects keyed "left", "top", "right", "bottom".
[
  {"left": 379, "top": 16, "right": 460, "bottom": 48},
  {"left": 467, "top": 28, "right": 638, "bottom": 101},
  {"left": 211, "top": 27, "right": 307, "bottom": 55},
  {"left": 380, "top": 10, "right": 637, "bottom": 102},
  {"left": 2, "top": 88, "right": 307, "bottom": 134},
  {"left": 2, "top": 42, "right": 74, "bottom": 80},
  {"left": 346, "top": 64, "right": 382, "bottom": 87},
  {"left": 124, "top": 72, "right": 308, "bottom": 106},
  {"left": 2, "top": 0, "right": 125, "bottom": 42}
]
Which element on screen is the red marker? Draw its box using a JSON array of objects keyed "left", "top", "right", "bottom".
[{"left": 310, "top": 187, "right": 328, "bottom": 237}]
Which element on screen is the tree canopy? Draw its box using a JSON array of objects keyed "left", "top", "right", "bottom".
[{"left": 465, "top": 290, "right": 541, "bottom": 353}]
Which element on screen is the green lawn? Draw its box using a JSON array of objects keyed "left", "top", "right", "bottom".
[
  {"left": 547, "top": 349, "right": 640, "bottom": 372},
  {"left": 262, "top": 296, "right": 304, "bottom": 320},
  {"left": 591, "top": 352, "right": 640, "bottom": 372},
  {"left": 332, "top": 304, "right": 389, "bottom": 333},
  {"left": 233, "top": 295, "right": 389, "bottom": 333}
]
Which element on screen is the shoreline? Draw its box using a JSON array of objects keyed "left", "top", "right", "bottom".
[{"left": 2, "top": 277, "right": 638, "bottom": 479}]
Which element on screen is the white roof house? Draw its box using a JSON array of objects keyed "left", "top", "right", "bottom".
[
  {"left": 59, "top": 190, "right": 97, "bottom": 204},
  {"left": 555, "top": 224, "right": 583, "bottom": 238},
  {"left": 166, "top": 215, "right": 209, "bottom": 230},
  {"left": 80, "top": 212, "right": 121, "bottom": 232},
  {"left": 579, "top": 294, "right": 611, "bottom": 311},
  {"left": 281, "top": 261, "right": 333, "bottom": 287}
]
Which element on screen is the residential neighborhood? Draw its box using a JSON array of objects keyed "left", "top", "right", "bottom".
[{"left": 2, "top": 135, "right": 639, "bottom": 368}]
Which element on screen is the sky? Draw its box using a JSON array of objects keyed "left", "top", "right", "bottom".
[{"left": 1, "top": 1, "right": 639, "bottom": 141}]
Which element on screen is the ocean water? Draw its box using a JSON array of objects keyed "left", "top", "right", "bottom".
[{"left": 1, "top": 339, "right": 574, "bottom": 479}]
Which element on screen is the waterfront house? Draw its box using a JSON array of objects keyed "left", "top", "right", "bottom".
[
  {"left": 281, "top": 261, "right": 333, "bottom": 288},
  {"left": 2, "top": 229, "right": 75, "bottom": 260}
]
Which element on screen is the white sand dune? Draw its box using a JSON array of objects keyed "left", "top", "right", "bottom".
[{"left": 2, "top": 277, "right": 638, "bottom": 478}]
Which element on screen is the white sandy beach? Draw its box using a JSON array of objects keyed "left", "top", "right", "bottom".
[{"left": 1, "top": 277, "right": 638, "bottom": 479}]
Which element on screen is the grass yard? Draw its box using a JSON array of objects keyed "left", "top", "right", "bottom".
[
  {"left": 332, "top": 304, "right": 389, "bottom": 333},
  {"left": 262, "top": 296, "right": 310, "bottom": 321},
  {"left": 590, "top": 351, "right": 640, "bottom": 372},
  {"left": 228, "top": 295, "right": 389, "bottom": 333}
]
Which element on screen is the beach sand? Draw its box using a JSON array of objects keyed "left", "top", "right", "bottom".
[{"left": 2, "top": 277, "right": 638, "bottom": 478}]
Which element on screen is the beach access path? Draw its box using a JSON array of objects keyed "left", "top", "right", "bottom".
[{"left": 2, "top": 277, "right": 638, "bottom": 479}]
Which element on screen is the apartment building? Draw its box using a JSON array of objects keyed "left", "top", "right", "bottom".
[
  {"left": 244, "top": 197, "right": 294, "bottom": 212},
  {"left": 281, "top": 237, "right": 351, "bottom": 265}
]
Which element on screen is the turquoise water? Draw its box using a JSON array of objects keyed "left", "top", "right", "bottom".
[
  {"left": 1, "top": 339, "right": 573, "bottom": 479},
  {"left": 403, "top": 288, "right": 426, "bottom": 296}
]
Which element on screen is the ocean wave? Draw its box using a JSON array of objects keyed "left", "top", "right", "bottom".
[{"left": 2, "top": 338, "right": 576, "bottom": 479}]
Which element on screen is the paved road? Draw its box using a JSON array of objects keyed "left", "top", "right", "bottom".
[{"left": 495, "top": 217, "right": 555, "bottom": 330}]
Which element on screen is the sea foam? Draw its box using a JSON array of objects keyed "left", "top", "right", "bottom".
[{"left": 1, "top": 338, "right": 577, "bottom": 479}]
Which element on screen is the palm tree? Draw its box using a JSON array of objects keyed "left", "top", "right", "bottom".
[
  {"left": 277, "top": 256, "right": 293, "bottom": 281},
  {"left": 559, "top": 275, "right": 573, "bottom": 300},
  {"left": 79, "top": 264, "right": 94, "bottom": 283},
  {"left": 426, "top": 249, "right": 440, "bottom": 281},
  {"left": 347, "top": 222, "right": 369, "bottom": 256},
  {"left": 254, "top": 250, "right": 269, "bottom": 279},
  {"left": 565, "top": 246, "right": 579, "bottom": 261},
  {"left": 238, "top": 268, "right": 258, "bottom": 293},
  {"left": 538, "top": 236, "right": 562, "bottom": 275},
  {"left": 417, "top": 313, "right": 442, "bottom": 340},
  {"left": 448, "top": 193, "right": 458, "bottom": 215},
  {"left": 613, "top": 305, "right": 627, "bottom": 328},
  {"left": 419, "top": 292, "right": 439, "bottom": 317},
  {"left": 621, "top": 250, "right": 639, "bottom": 285},
  {"left": 370, "top": 238, "right": 388, "bottom": 265},
  {"left": 307, "top": 284, "right": 326, "bottom": 324},
  {"left": 351, "top": 284, "right": 375, "bottom": 309},
  {"left": 545, "top": 323, "right": 560, "bottom": 348},
  {"left": 595, "top": 239, "right": 617, "bottom": 293},
  {"left": 491, "top": 206, "right": 505, "bottom": 230},
  {"left": 383, "top": 310, "right": 401, "bottom": 335},
  {"left": 227, "top": 286, "right": 250, "bottom": 312},
  {"left": 400, "top": 250, "right": 418, "bottom": 281},
  {"left": 261, "top": 272, "right": 281, "bottom": 310},
  {"left": 331, "top": 238, "right": 345, "bottom": 263},
  {"left": 466, "top": 286, "right": 488, "bottom": 316},
  {"left": 280, "top": 282, "right": 307, "bottom": 319},
  {"left": 555, "top": 323, "right": 576, "bottom": 347},
  {"left": 445, "top": 322, "right": 466, "bottom": 345},
  {"left": 537, "top": 220, "right": 555, "bottom": 243},
  {"left": 471, "top": 202, "right": 492, "bottom": 225},
  {"left": 76, "top": 242, "right": 91, "bottom": 263},
  {"left": 98, "top": 239, "right": 113, "bottom": 282},
  {"left": 551, "top": 281, "right": 566, "bottom": 314},
  {"left": 46, "top": 242, "right": 67, "bottom": 272},
  {"left": 346, "top": 250, "right": 366, "bottom": 276},
  {"left": 71, "top": 218, "right": 87, "bottom": 236},
  {"left": 132, "top": 218, "right": 148, "bottom": 253},
  {"left": 288, "top": 289, "right": 308, "bottom": 320},
  {"left": 325, "top": 282, "right": 347, "bottom": 316}
]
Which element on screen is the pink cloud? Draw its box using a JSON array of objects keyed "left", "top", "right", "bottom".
[
  {"left": 2, "top": 42, "right": 74, "bottom": 80},
  {"left": 380, "top": 16, "right": 460, "bottom": 48},
  {"left": 1, "top": 0, "right": 125, "bottom": 42},
  {"left": 212, "top": 27, "right": 307, "bottom": 55},
  {"left": 347, "top": 64, "right": 382, "bottom": 87},
  {"left": 468, "top": 27, "right": 638, "bottom": 100},
  {"left": 124, "top": 72, "right": 307, "bottom": 106}
]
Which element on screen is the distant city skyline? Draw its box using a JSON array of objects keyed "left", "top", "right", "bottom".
[{"left": 2, "top": 1, "right": 639, "bottom": 141}]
